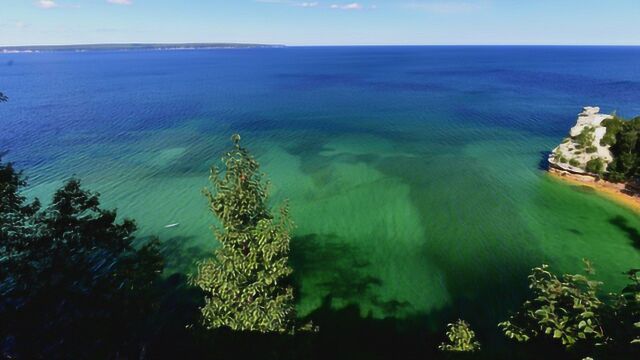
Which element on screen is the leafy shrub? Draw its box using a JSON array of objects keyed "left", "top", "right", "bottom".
[
  {"left": 575, "top": 126, "right": 595, "bottom": 148},
  {"left": 585, "top": 158, "right": 605, "bottom": 175},
  {"left": 586, "top": 146, "right": 598, "bottom": 154},
  {"left": 569, "top": 158, "right": 581, "bottom": 167},
  {"left": 601, "top": 115, "right": 624, "bottom": 146},
  {"left": 499, "top": 262, "right": 605, "bottom": 349},
  {"left": 439, "top": 319, "right": 481, "bottom": 352}
]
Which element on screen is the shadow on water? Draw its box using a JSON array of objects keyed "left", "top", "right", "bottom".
[
  {"left": 290, "top": 234, "right": 378, "bottom": 296},
  {"left": 143, "top": 272, "right": 573, "bottom": 360},
  {"left": 154, "top": 235, "right": 210, "bottom": 275},
  {"left": 140, "top": 224, "right": 577, "bottom": 359},
  {"left": 538, "top": 151, "right": 551, "bottom": 171},
  {"left": 290, "top": 233, "right": 412, "bottom": 317},
  {"left": 609, "top": 215, "right": 640, "bottom": 249}
]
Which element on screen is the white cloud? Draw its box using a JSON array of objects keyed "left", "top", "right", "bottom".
[
  {"left": 256, "top": 0, "right": 320, "bottom": 8},
  {"left": 330, "top": 3, "right": 363, "bottom": 10},
  {"left": 255, "top": 0, "right": 288, "bottom": 3},
  {"left": 406, "top": 1, "right": 484, "bottom": 14},
  {"left": 295, "top": 2, "right": 319, "bottom": 7},
  {"left": 107, "top": 0, "right": 133, "bottom": 4},
  {"left": 36, "top": 0, "right": 58, "bottom": 8},
  {"left": 256, "top": 0, "right": 373, "bottom": 10}
]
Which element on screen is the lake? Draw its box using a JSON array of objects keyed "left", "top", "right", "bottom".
[{"left": 1, "top": 46, "right": 639, "bottom": 342}]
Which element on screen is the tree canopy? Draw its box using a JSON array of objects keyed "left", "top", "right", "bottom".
[
  {"left": 191, "top": 134, "right": 296, "bottom": 333},
  {"left": 0, "top": 158, "right": 164, "bottom": 358},
  {"left": 601, "top": 115, "right": 640, "bottom": 182}
]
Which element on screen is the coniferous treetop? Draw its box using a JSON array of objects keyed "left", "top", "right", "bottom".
[{"left": 193, "top": 134, "right": 295, "bottom": 333}]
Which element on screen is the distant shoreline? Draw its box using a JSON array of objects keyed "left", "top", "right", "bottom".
[{"left": 0, "top": 43, "right": 285, "bottom": 53}]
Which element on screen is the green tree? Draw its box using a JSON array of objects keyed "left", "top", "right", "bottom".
[
  {"left": 439, "top": 319, "right": 481, "bottom": 352},
  {"left": 0, "top": 159, "right": 164, "bottom": 358},
  {"left": 605, "top": 116, "right": 640, "bottom": 182},
  {"left": 606, "top": 269, "right": 640, "bottom": 347},
  {"left": 192, "top": 134, "right": 295, "bottom": 333},
  {"left": 585, "top": 158, "right": 605, "bottom": 175},
  {"left": 499, "top": 262, "right": 605, "bottom": 349}
]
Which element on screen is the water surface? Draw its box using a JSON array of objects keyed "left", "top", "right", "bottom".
[{"left": 1, "top": 46, "right": 640, "bottom": 335}]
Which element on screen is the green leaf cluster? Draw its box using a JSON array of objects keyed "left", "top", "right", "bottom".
[
  {"left": 574, "top": 126, "right": 596, "bottom": 149},
  {"left": 607, "top": 269, "right": 640, "bottom": 346},
  {"left": 439, "top": 319, "right": 481, "bottom": 352},
  {"left": 191, "top": 134, "right": 296, "bottom": 333},
  {"left": 499, "top": 262, "right": 605, "bottom": 348},
  {"left": 585, "top": 158, "right": 605, "bottom": 175}
]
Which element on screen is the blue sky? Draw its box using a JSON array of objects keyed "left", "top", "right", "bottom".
[{"left": 1, "top": 0, "right": 639, "bottom": 46}]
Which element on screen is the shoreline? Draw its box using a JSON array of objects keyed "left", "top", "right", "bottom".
[{"left": 548, "top": 167, "right": 640, "bottom": 214}]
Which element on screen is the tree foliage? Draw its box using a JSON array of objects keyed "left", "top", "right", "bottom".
[
  {"left": 605, "top": 269, "right": 640, "bottom": 347},
  {"left": 585, "top": 157, "right": 605, "bottom": 175},
  {"left": 575, "top": 126, "right": 596, "bottom": 149},
  {"left": 602, "top": 115, "right": 640, "bottom": 182},
  {"left": 0, "top": 158, "right": 164, "bottom": 358},
  {"left": 439, "top": 319, "right": 481, "bottom": 352},
  {"left": 499, "top": 262, "right": 605, "bottom": 349},
  {"left": 191, "top": 134, "right": 295, "bottom": 333}
]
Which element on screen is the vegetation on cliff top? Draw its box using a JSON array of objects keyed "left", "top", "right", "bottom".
[{"left": 601, "top": 114, "right": 640, "bottom": 182}]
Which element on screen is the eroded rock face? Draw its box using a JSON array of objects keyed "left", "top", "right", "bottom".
[{"left": 548, "top": 106, "right": 613, "bottom": 175}]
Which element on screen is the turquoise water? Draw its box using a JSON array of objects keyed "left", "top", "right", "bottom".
[{"left": 1, "top": 46, "right": 640, "bottom": 334}]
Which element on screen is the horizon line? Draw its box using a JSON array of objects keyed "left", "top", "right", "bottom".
[{"left": 2, "top": 42, "right": 640, "bottom": 48}]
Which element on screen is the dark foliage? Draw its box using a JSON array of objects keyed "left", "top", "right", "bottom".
[
  {"left": 602, "top": 115, "right": 640, "bottom": 182},
  {"left": 0, "top": 158, "right": 164, "bottom": 358},
  {"left": 500, "top": 262, "right": 640, "bottom": 359}
]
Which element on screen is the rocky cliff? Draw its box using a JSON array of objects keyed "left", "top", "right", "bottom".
[{"left": 548, "top": 106, "right": 613, "bottom": 176}]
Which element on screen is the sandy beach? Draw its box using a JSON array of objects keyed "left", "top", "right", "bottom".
[{"left": 548, "top": 167, "right": 640, "bottom": 214}]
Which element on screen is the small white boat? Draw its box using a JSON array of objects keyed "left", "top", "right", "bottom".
[{"left": 164, "top": 223, "right": 180, "bottom": 228}]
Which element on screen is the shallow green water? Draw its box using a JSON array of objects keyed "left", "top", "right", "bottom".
[{"left": 23, "top": 119, "right": 640, "bottom": 331}]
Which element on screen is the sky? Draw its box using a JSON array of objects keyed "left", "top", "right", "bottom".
[{"left": 0, "top": 0, "right": 639, "bottom": 46}]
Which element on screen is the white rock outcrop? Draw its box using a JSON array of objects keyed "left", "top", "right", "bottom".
[{"left": 548, "top": 106, "right": 613, "bottom": 175}]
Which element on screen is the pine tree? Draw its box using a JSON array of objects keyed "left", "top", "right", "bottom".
[{"left": 192, "top": 134, "right": 295, "bottom": 333}]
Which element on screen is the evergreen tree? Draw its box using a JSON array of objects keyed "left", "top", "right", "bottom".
[
  {"left": 0, "top": 159, "right": 164, "bottom": 358},
  {"left": 192, "top": 134, "right": 295, "bottom": 333}
]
